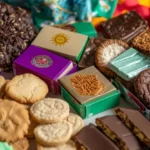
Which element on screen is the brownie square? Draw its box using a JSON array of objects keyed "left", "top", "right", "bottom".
[{"left": 100, "top": 11, "right": 148, "bottom": 43}]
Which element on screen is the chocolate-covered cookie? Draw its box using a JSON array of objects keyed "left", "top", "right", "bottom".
[
  {"left": 0, "top": 2, "right": 37, "bottom": 71},
  {"left": 78, "top": 33, "right": 106, "bottom": 69},
  {"left": 134, "top": 68, "right": 150, "bottom": 108},
  {"left": 100, "top": 11, "right": 147, "bottom": 43}
]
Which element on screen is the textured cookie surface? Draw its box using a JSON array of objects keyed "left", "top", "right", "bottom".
[
  {"left": 66, "top": 113, "right": 84, "bottom": 136},
  {"left": 95, "top": 40, "right": 129, "bottom": 77},
  {"left": 134, "top": 68, "right": 150, "bottom": 108},
  {"left": 70, "top": 75, "right": 104, "bottom": 96},
  {"left": 0, "top": 100, "right": 30, "bottom": 142},
  {"left": 34, "top": 121, "right": 72, "bottom": 146},
  {"left": 11, "top": 138, "right": 29, "bottom": 150},
  {"left": 5, "top": 73, "right": 48, "bottom": 104},
  {"left": 37, "top": 141, "right": 76, "bottom": 150},
  {"left": 30, "top": 98, "right": 69, "bottom": 123},
  {"left": 132, "top": 29, "right": 150, "bottom": 56}
]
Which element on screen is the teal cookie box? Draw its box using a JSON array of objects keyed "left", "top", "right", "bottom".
[{"left": 61, "top": 86, "right": 120, "bottom": 119}]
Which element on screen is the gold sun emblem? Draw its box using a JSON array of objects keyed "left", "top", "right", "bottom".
[{"left": 52, "top": 33, "right": 69, "bottom": 46}]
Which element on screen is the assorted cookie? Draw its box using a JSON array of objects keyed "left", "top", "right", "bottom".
[
  {"left": 11, "top": 138, "right": 29, "bottom": 150},
  {"left": 95, "top": 39, "right": 129, "bottom": 77},
  {"left": 0, "top": 100, "right": 30, "bottom": 142},
  {"left": 132, "top": 29, "right": 150, "bottom": 56},
  {"left": 108, "top": 48, "right": 150, "bottom": 81},
  {"left": 30, "top": 97, "right": 84, "bottom": 149},
  {"left": 1, "top": 5, "right": 150, "bottom": 150},
  {"left": 78, "top": 34, "right": 106, "bottom": 69},
  {"left": 5, "top": 73, "right": 49, "bottom": 104},
  {"left": 0, "top": 72, "right": 84, "bottom": 150},
  {"left": 65, "top": 113, "right": 84, "bottom": 136},
  {"left": 30, "top": 98, "right": 70, "bottom": 123},
  {"left": 34, "top": 122, "right": 73, "bottom": 146},
  {"left": 134, "top": 68, "right": 150, "bottom": 108}
]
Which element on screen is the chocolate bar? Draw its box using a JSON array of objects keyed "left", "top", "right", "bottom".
[
  {"left": 100, "top": 11, "right": 147, "bottom": 43},
  {"left": 73, "top": 124, "right": 119, "bottom": 150},
  {"left": 96, "top": 116, "right": 143, "bottom": 150},
  {"left": 78, "top": 33, "right": 106, "bottom": 69},
  {"left": 108, "top": 48, "right": 150, "bottom": 81},
  {"left": 115, "top": 107, "right": 150, "bottom": 148}
]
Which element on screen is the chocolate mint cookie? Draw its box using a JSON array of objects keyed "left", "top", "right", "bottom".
[
  {"left": 0, "top": 2, "right": 37, "bottom": 71},
  {"left": 134, "top": 68, "right": 150, "bottom": 108}
]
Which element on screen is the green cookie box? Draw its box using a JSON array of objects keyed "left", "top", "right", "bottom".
[{"left": 61, "top": 86, "right": 120, "bottom": 119}]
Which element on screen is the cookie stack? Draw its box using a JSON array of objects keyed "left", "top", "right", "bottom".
[
  {"left": 30, "top": 98, "right": 84, "bottom": 150},
  {"left": 0, "top": 73, "right": 84, "bottom": 150},
  {"left": 0, "top": 73, "right": 49, "bottom": 150}
]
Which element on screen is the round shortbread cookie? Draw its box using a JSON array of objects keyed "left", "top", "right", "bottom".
[
  {"left": 5, "top": 73, "right": 48, "bottom": 104},
  {"left": 0, "top": 100, "right": 30, "bottom": 142},
  {"left": 66, "top": 113, "right": 84, "bottom": 136},
  {"left": 34, "top": 121, "right": 72, "bottom": 146},
  {"left": 37, "top": 140, "right": 76, "bottom": 150},
  {"left": 11, "top": 138, "right": 29, "bottom": 150},
  {"left": 30, "top": 98, "right": 70, "bottom": 123}
]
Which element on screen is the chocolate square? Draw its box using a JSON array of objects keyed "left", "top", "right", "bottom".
[
  {"left": 101, "top": 11, "right": 147, "bottom": 43},
  {"left": 96, "top": 116, "right": 143, "bottom": 150},
  {"left": 73, "top": 124, "right": 119, "bottom": 150}
]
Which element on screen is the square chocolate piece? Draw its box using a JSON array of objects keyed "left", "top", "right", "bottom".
[
  {"left": 101, "top": 11, "right": 147, "bottom": 43},
  {"left": 59, "top": 66, "right": 116, "bottom": 104},
  {"left": 73, "top": 124, "right": 119, "bottom": 150}
]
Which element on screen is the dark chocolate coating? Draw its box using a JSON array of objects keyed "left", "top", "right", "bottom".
[
  {"left": 134, "top": 68, "right": 150, "bottom": 108},
  {"left": 73, "top": 124, "right": 119, "bottom": 150},
  {"left": 0, "top": 2, "right": 37, "bottom": 71},
  {"left": 100, "top": 11, "right": 147, "bottom": 43},
  {"left": 78, "top": 33, "right": 106, "bottom": 69}
]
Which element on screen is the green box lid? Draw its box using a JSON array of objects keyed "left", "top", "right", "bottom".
[{"left": 73, "top": 22, "right": 97, "bottom": 37}]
